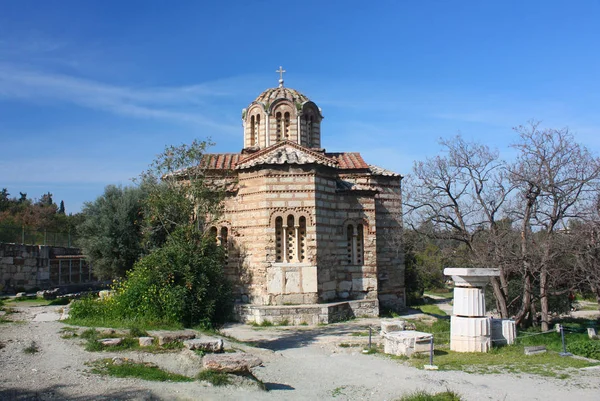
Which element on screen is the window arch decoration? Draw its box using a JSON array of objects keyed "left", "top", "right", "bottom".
[
  {"left": 271, "top": 209, "right": 311, "bottom": 263},
  {"left": 344, "top": 219, "right": 367, "bottom": 266},
  {"left": 208, "top": 223, "right": 232, "bottom": 262}
]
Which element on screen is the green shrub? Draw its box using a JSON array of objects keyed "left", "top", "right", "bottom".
[
  {"left": 197, "top": 369, "right": 232, "bottom": 386},
  {"left": 567, "top": 340, "right": 600, "bottom": 360},
  {"left": 399, "top": 390, "right": 462, "bottom": 401},
  {"left": 69, "top": 228, "right": 233, "bottom": 329}
]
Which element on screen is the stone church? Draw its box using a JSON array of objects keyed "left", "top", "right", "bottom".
[{"left": 201, "top": 69, "right": 405, "bottom": 324}]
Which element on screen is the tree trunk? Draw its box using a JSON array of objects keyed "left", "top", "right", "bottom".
[
  {"left": 491, "top": 277, "right": 509, "bottom": 317},
  {"left": 540, "top": 265, "right": 549, "bottom": 331},
  {"left": 515, "top": 272, "right": 533, "bottom": 328}
]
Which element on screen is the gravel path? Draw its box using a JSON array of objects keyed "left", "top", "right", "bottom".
[{"left": 1, "top": 303, "right": 599, "bottom": 401}]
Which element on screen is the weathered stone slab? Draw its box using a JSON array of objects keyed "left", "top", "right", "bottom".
[
  {"left": 588, "top": 328, "right": 598, "bottom": 340},
  {"left": 202, "top": 353, "right": 262, "bottom": 373},
  {"left": 153, "top": 330, "right": 197, "bottom": 345},
  {"left": 524, "top": 345, "right": 547, "bottom": 355},
  {"left": 99, "top": 338, "right": 123, "bottom": 346},
  {"left": 381, "top": 320, "right": 406, "bottom": 334},
  {"left": 138, "top": 337, "right": 154, "bottom": 347},
  {"left": 183, "top": 337, "right": 224, "bottom": 353},
  {"left": 383, "top": 330, "right": 432, "bottom": 357}
]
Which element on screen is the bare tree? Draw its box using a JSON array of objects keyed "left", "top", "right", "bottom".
[
  {"left": 509, "top": 122, "right": 600, "bottom": 330},
  {"left": 571, "top": 197, "right": 600, "bottom": 310},
  {"left": 404, "top": 136, "right": 514, "bottom": 317}
]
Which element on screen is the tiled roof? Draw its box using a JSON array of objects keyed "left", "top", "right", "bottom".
[
  {"left": 254, "top": 87, "right": 310, "bottom": 106},
  {"left": 236, "top": 141, "right": 337, "bottom": 169},
  {"left": 368, "top": 164, "right": 401, "bottom": 177},
  {"left": 199, "top": 153, "right": 243, "bottom": 170},
  {"left": 196, "top": 145, "right": 400, "bottom": 177},
  {"left": 327, "top": 153, "right": 370, "bottom": 169}
]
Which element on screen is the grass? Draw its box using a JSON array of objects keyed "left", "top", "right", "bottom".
[
  {"left": 424, "top": 290, "right": 454, "bottom": 299},
  {"left": 23, "top": 341, "right": 40, "bottom": 354},
  {"left": 407, "top": 345, "right": 597, "bottom": 377},
  {"left": 90, "top": 358, "right": 193, "bottom": 382},
  {"left": 197, "top": 369, "right": 232, "bottom": 386},
  {"left": 414, "top": 304, "right": 448, "bottom": 317},
  {"left": 70, "top": 328, "right": 185, "bottom": 353},
  {"left": 63, "top": 315, "right": 183, "bottom": 331},
  {"left": 398, "top": 389, "right": 462, "bottom": 401}
]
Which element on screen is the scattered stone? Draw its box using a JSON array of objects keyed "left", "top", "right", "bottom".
[
  {"left": 202, "top": 353, "right": 262, "bottom": 373},
  {"left": 424, "top": 364, "right": 439, "bottom": 371},
  {"left": 112, "top": 357, "right": 126, "bottom": 365},
  {"left": 139, "top": 337, "right": 154, "bottom": 347},
  {"left": 98, "top": 290, "right": 113, "bottom": 300},
  {"left": 99, "top": 338, "right": 123, "bottom": 346},
  {"left": 382, "top": 331, "right": 432, "bottom": 357},
  {"left": 183, "top": 337, "right": 224, "bottom": 353},
  {"left": 524, "top": 345, "right": 547, "bottom": 355},
  {"left": 15, "top": 292, "right": 26, "bottom": 299},
  {"left": 40, "top": 288, "right": 60, "bottom": 300},
  {"left": 588, "top": 328, "right": 598, "bottom": 340},
  {"left": 404, "top": 322, "right": 416, "bottom": 330},
  {"left": 152, "top": 330, "right": 197, "bottom": 346},
  {"left": 59, "top": 306, "right": 70, "bottom": 321},
  {"left": 380, "top": 320, "right": 406, "bottom": 334}
]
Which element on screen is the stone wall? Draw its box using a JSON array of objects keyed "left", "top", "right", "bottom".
[{"left": 0, "top": 243, "right": 93, "bottom": 292}]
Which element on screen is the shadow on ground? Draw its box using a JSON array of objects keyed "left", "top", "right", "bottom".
[{"left": 0, "top": 385, "right": 160, "bottom": 401}]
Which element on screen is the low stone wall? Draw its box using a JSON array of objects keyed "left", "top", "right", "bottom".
[
  {"left": 234, "top": 299, "right": 379, "bottom": 325},
  {"left": 0, "top": 242, "right": 94, "bottom": 292}
]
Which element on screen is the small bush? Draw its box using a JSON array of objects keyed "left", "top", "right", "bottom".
[
  {"left": 23, "top": 341, "right": 39, "bottom": 354},
  {"left": 568, "top": 340, "right": 600, "bottom": 360},
  {"left": 399, "top": 389, "right": 462, "bottom": 401},
  {"left": 197, "top": 369, "right": 232, "bottom": 386},
  {"left": 91, "top": 359, "right": 193, "bottom": 382}
]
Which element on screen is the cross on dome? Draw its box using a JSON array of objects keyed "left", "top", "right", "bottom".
[{"left": 276, "top": 66, "right": 286, "bottom": 87}]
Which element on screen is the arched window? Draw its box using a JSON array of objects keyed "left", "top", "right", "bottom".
[
  {"left": 209, "top": 226, "right": 218, "bottom": 243},
  {"left": 286, "top": 215, "right": 295, "bottom": 262},
  {"left": 250, "top": 115, "right": 255, "bottom": 146},
  {"left": 274, "top": 214, "right": 308, "bottom": 263},
  {"left": 298, "top": 216, "right": 306, "bottom": 262},
  {"left": 220, "top": 227, "right": 229, "bottom": 261},
  {"left": 346, "top": 223, "right": 364, "bottom": 265},
  {"left": 254, "top": 115, "right": 260, "bottom": 146},
  {"left": 306, "top": 115, "right": 313, "bottom": 146},
  {"left": 276, "top": 112, "right": 282, "bottom": 141},
  {"left": 275, "top": 217, "right": 283, "bottom": 262},
  {"left": 284, "top": 112, "right": 290, "bottom": 139}
]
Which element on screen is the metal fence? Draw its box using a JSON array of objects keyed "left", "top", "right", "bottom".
[{"left": 0, "top": 225, "right": 76, "bottom": 247}]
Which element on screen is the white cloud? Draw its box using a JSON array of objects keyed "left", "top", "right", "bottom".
[{"left": 0, "top": 63, "right": 239, "bottom": 131}]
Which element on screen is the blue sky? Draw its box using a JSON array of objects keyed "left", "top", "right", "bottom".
[{"left": 1, "top": 1, "right": 599, "bottom": 214}]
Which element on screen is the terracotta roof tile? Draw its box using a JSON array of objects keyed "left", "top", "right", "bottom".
[
  {"left": 199, "top": 153, "right": 243, "bottom": 170},
  {"left": 327, "top": 152, "right": 369, "bottom": 169}
]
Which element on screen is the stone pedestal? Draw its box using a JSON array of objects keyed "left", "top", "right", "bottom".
[
  {"left": 444, "top": 268, "right": 500, "bottom": 353},
  {"left": 382, "top": 331, "right": 432, "bottom": 357},
  {"left": 490, "top": 318, "right": 516, "bottom": 345}
]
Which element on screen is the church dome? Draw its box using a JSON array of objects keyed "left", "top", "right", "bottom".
[
  {"left": 242, "top": 67, "right": 323, "bottom": 151},
  {"left": 253, "top": 87, "right": 310, "bottom": 108}
]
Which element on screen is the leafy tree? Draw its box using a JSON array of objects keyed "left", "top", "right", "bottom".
[
  {"left": 0, "top": 188, "right": 10, "bottom": 212},
  {"left": 137, "top": 138, "right": 224, "bottom": 248},
  {"left": 77, "top": 185, "right": 146, "bottom": 279}
]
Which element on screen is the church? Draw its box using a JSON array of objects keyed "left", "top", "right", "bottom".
[{"left": 201, "top": 69, "right": 405, "bottom": 324}]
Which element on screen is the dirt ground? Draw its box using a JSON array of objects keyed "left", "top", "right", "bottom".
[{"left": 1, "top": 303, "right": 599, "bottom": 401}]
